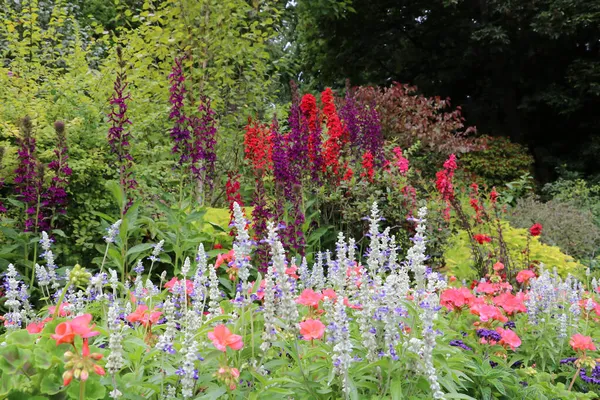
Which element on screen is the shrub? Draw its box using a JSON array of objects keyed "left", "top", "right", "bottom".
[
  {"left": 507, "top": 197, "right": 600, "bottom": 261},
  {"left": 444, "top": 221, "right": 582, "bottom": 280},
  {"left": 460, "top": 135, "right": 534, "bottom": 187}
]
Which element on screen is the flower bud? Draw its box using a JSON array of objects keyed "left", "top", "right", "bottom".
[
  {"left": 64, "top": 351, "right": 74, "bottom": 359},
  {"left": 90, "top": 352, "right": 103, "bottom": 360},
  {"left": 80, "top": 369, "right": 89, "bottom": 381},
  {"left": 62, "top": 370, "right": 73, "bottom": 386},
  {"left": 73, "top": 368, "right": 81, "bottom": 379},
  {"left": 93, "top": 364, "right": 106, "bottom": 376}
]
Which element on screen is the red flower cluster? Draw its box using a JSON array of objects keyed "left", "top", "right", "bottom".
[
  {"left": 244, "top": 118, "right": 272, "bottom": 172},
  {"left": 436, "top": 154, "right": 458, "bottom": 219},
  {"left": 529, "top": 223, "right": 542, "bottom": 237},
  {"left": 360, "top": 151, "right": 375, "bottom": 182},
  {"left": 474, "top": 234, "right": 492, "bottom": 244},
  {"left": 321, "top": 88, "right": 346, "bottom": 177}
]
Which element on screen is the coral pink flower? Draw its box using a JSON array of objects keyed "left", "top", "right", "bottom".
[
  {"left": 26, "top": 317, "right": 51, "bottom": 334},
  {"left": 285, "top": 265, "right": 299, "bottom": 280},
  {"left": 208, "top": 324, "right": 244, "bottom": 352},
  {"left": 529, "top": 223, "right": 542, "bottom": 237},
  {"left": 215, "top": 250, "right": 235, "bottom": 269},
  {"left": 493, "top": 262, "right": 504, "bottom": 272},
  {"left": 51, "top": 314, "right": 99, "bottom": 345},
  {"left": 516, "top": 269, "right": 536, "bottom": 284},
  {"left": 164, "top": 277, "right": 194, "bottom": 295},
  {"left": 570, "top": 334, "right": 596, "bottom": 352},
  {"left": 496, "top": 328, "right": 521, "bottom": 350},
  {"left": 126, "top": 305, "right": 162, "bottom": 327},
  {"left": 441, "top": 288, "right": 475, "bottom": 311},
  {"left": 322, "top": 288, "right": 337, "bottom": 302},
  {"left": 296, "top": 289, "right": 323, "bottom": 308},
  {"left": 493, "top": 292, "right": 527, "bottom": 315},
  {"left": 48, "top": 303, "right": 70, "bottom": 317},
  {"left": 51, "top": 322, "right": 75, "bottom": 345},
  {"left": 469, "top": 303, "right": 508, "bottom": 323},
  {"left": 299, "top": 319, "right": 326, "bottom": 341}
]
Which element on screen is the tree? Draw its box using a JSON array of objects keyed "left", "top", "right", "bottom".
[{"left": 294, "top": 0, "right": 600, "bottom": 180}]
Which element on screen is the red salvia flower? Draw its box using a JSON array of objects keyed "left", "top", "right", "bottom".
[
  {"left": 244, "top": 118, "right": 272, "bottom": 172},
  {"left": 360, "top": 151, "right": 375, "bottom": 182},
  {"left": 321, "top": 88, "right": 346, "bottom": 178}
]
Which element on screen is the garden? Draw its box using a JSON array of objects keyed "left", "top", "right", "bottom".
[{"left": 1, "top": 1, "right": 600, "bottom": 399}]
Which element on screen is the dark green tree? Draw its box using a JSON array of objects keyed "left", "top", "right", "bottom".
[{"left": 294, "top": 0, "right": 600, "bottom": 180}]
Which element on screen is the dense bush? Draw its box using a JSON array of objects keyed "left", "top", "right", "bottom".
[
  {"left": 460, "top": 136, "right": 534, "bottom": 187},
  {"left": 507, "top": 197, "right": 600, "bottom": 261}
]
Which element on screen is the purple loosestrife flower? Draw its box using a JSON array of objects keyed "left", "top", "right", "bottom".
[
  {"left": 476, "top": 329, "right": 502, "bottom": 342},
  {"left": 168, "top": 56, "right": 191, "bottom": 164},
  {"left": 339, "top": 87, "right": 361, "bottom": 149},
  {"left": 252, "top": 172, "right": 272, "bottom": 272},
  {"left": 108, "top": 47, "right": 137, "bottom": 207},
  {"left": 287, "top": 81, "right": 310, "bottom": 178},
  {"left": 189, "top": 96, "right": 217, "bottom": 193},
  {"left": 14, "top": 116, "right": 44, "bottom": 232},
  {"left": 43, "top": 121, "right": 71, "bottom": 229}
]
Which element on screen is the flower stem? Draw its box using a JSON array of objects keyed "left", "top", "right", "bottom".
[
  {"left": 568, "top": 367, "right": 581, "bottom": 391},
  {"left": 79, "top": 379, "right": 86, "bottom": 400},
  {"left": 53, "top": 281, "right": 70, "bottom": 318}
]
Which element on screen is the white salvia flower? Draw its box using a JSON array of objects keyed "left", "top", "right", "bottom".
[
  {"left": 149, "top": 240, "right": 165, "bottom": 262},
  {"left": 592, "top": 277, "right": 598, "bottom": 292},
  {"left": 207, "top": 263, "right": 222, "bottom": 319},
  {"left": 164, "top": 385, "right": 177, "bottom": 400},
  {"left": 366, "top": 202, "right": 382, "bottom": 275},
  {"left": 586, "top": 268, "right": 591, "bottom": 277},
  {"left": 261, "top": 226, "right": 279, "bottom": 352},
  {"left": 298, "top": 257, "right": 310, "bottom": 290},
  {"left": 179, "top": 310, "right": 200, "bottom": 398},
  {"left": 329, "top": 234, "right": 348, "bottom": 292},
  {"left": 4, "top": 264, "right": 23, "bottom": 330},
  {"left": 109, "top": 389, "right": 122, "bottom": 399},
  {"left": 327, "top": 299, "right": 353, "bottom": 397},
  {"left": 106, "top": 301, "right": 126, "bottom": 374},
  {"left": 417, "top": 292, "right": 445, "bottom": 400},
  {"left": 182, "top": 257, "right": 191, "bottom": 276},
  {"left": 268, "top": 222, "right": 298, "bottom": 330},
  {"left": 311, "top": 252, "right": 325, "bottom": 291},
  {"left": 156, "top": 298, "right": 177, "bottom": 354},
  {"left": 134, "top": 275, "right": 144, "bottom": 300},
  {"left": 195, "top": 243, "right": 207, "bottom": 281},
  {"left": 145, "top": 278, "right": 159, "bottom": 297},
  {"left": 104, "top": 220, "right": 122, "bottom": 244},
  {"left": 232, "top": 202, "right": 253, "bottom": 286},
  {"left": 558, "top": 313, "right": 568, "bottom": 338},
  {"left": 109, "top": 269, "right": 119, "bottom": 292},
  {"left": 406, "top": 206, "right": 428, "bottom": 290},
  {"left": 40, "top": 232, "right": 60, "bottom": 290},
  {"left": 35, "top": 263, "right": 50, "bottom": 287}
]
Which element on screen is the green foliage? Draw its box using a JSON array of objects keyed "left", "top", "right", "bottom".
[
  {"left": 507, "top": 197, "right": 600, "bottom": 261},
  {"left": 0, "top": 0, "right": 286, "bottom": 263},
  {"left": 461, "top": 136, "right": 534, "bottom": 187},
  {"left": 444, "top": 221, "right": 582, "bottom": 280},
  {"left": 292, "top": 0, "right": 600, "bottom": 178}
]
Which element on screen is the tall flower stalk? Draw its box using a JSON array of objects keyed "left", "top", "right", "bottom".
[
  {"left": 43, "top": 120, "right": 72, "bottom": 229},
  {"left": 14, "top": 116, "right": 43, "bottom": 232},
  {"left": 108, "top": 46, "right": 137, "bottom": 215}
]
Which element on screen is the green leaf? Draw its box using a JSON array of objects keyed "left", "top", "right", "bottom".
[
  {"left": 40, "top": 373, "right": 63, "bottom": 395},
  {"left": 126, "top": 243, "right": 154, "bottom": 257},
  {"left": 33, "top": 348, "right": 53, "bottom": 370}
]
